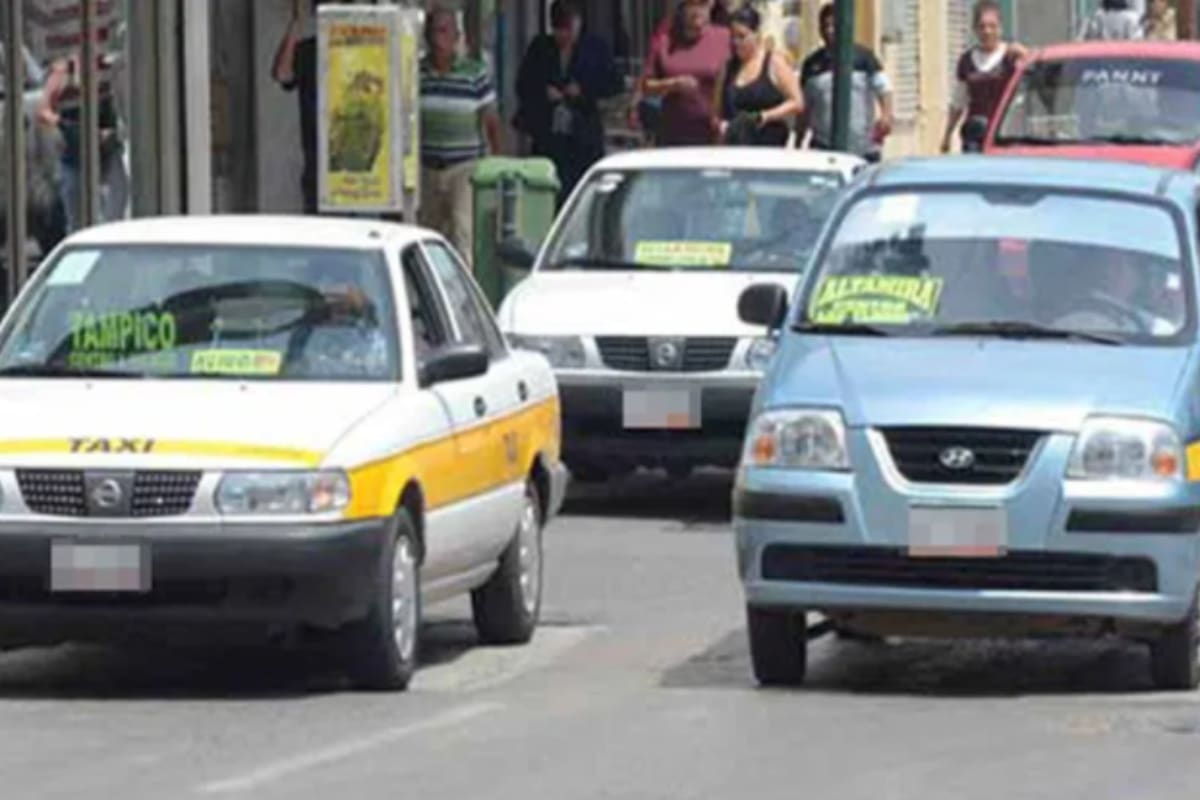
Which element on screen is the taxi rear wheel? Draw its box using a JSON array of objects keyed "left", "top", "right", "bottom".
[
  {"left": 747, "top": 606, "right": 807, "bottom": 687},
  {"left": 471, "top": 479, "right": 543, "bottom": 645},
  {"left": 342, "top": 510, "right": 421, "bottom": 692},
  {"left": 1150, "top": 591, "right": 1200, "bottom": 691}
]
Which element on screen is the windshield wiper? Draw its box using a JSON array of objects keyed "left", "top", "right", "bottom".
[
  {"left": 548, "top": 256, "right": 647, "bottom": 271},
  {"left": 1079, "top": 134, "right": 1179, "bottom": 146},
  {"left": 930, "top": 320, "right": 1122, "bottom": 345},
  {"left": 792, "top": 321, "right": 892, "bottom": 337},
  {"left": 0, "top": 364, "right": 147, "bottom": 378},
  {"left": 994, "top": 134, "right": 1067, "bottom": 145}
]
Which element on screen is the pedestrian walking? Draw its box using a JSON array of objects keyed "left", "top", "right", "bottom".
[
  {"left": 418, "top": 6, "right": 503, "bottom": 264},
  {"left": 514, "top": 0, "right": 622, "bottom": 207},
  {"left": 798, "top": 3, "right": 894, "bottom": 162},
  {"left": 1080, "top": 0, "right": 1144, "bottom": 40},
  {"left": 714, "top": 6, "right": 803, "bottom": 147},
  {"left": 271, "top": 0, "right": 319, "bottom": 214},
  {"left": 942, "top": 0, "right": 1027, "bottom": 154},
  {"left": 36, "top": 53, "right": 128, "bottom": 233},
  {"left": 641, "top": 0, "right": 732, "bottom": 147},
  {"left": 1144, "top": 0, "right": 1179, "bottom": 40}
]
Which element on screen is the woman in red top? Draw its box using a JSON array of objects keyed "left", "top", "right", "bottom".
[
  {"left": 941, "top": 0, "right": 1027, "bottom": 153},
  {"left": 641, "top": 0, "right": 732, "bottom": 146}
]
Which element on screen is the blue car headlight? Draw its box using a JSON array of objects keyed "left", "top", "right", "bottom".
[
  {"left": 743, "top": 408, "right": 850, "bottom": 470},
  {"left": 1067, "top": 417, "right": 1182, "bottom": 482}
]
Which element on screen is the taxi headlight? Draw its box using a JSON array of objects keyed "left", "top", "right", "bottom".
[
  {"left": 744, "top": 337, "right": 778, "bottom": 372},
  {"left": 216, "top": 470, "right": 351, "bottom": 515},
  {"left": 743, "top": 409, "right": 850, "bottom": 470},
  {"left": 507, "top": 334, "right": 586, "bottom": 369},
  {"left": 1067, "top": 417, "right": 1182, "bottom": 482}
]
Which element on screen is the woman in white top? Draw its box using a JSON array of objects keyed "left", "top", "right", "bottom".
[{"left": 1080, "top": 0, "right": 1144, "bottom": 40}]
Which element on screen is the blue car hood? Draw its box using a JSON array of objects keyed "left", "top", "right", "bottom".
[{"left": 766, "top": 337, "right": 1192, "bottom": 431}]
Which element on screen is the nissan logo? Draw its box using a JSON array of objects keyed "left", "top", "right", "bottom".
[
  {"left": 939, "top": 446, "right": 976, "bottom": 471},
  {"left": 653, "top": 341, "right": 680, "bottom": 369},
  {"left": 90, "top": 478, "right": 124, "bottom": 509}
]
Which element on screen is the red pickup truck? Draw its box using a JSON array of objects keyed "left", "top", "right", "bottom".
[{"left": 982, "top": 40, "right": 1200, "bottom": 170}]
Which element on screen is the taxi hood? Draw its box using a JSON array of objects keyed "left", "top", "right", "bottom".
[
  {"left": 0, "top": 381, "right": 397, "bottom": 468},
  {"left": 765, "top": 337, "right": 1190, "bottom": 430},
  {"left": 502, "top": 271, "right": 796, "bottom": 337}
]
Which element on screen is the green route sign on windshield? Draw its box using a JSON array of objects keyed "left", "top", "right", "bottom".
[{"left": 809, "top": 275, "right": 944, "bottom": 324}]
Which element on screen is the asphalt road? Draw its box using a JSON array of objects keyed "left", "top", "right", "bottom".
[{"left": 2, "top": 471, "right": 1200, "bottom": 799}]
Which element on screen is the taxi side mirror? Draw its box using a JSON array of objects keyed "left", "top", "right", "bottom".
[
  {"left": 419, "top": 343, "right": 489, "bottom": 388},
  {"left": 496, "top": 237, "right": 537, "bottom": 270},
  {"left": 738, "top": 283, "right": 789, "bottom": 330}
]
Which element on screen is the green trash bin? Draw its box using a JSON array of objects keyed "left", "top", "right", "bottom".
[{"left": 470, "top": 157, "right": 560, "bottom": 308}]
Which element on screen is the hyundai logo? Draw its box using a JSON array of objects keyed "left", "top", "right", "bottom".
[
  {"left": 90, "top": 478, "right": 124, "bottom": 509},
  {"left": 939, "top": 447, "right": 976, "bottom": 471}
]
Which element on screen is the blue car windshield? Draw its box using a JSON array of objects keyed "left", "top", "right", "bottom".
[{"left": 802, "top": 188, "right": 1192, "bottom": 345}]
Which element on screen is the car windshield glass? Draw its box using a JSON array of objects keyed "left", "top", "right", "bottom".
[
  {"left": 801, "top": 188, "right": 1191, "bottom": 345},
  {"left": 542, "top": 168, "right": 845, "bottom": 273},
  {"left": 996, "top": 57, "right": 1200, "bottom": 146},
  {"left": 0, "top": 245, "right": 400, "bottom": 381}
]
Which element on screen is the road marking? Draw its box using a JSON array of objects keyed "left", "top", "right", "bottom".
[{"left": 196, "top": 702, "right": 501, "bottom": 795}]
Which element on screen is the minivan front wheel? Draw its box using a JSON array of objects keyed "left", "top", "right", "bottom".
[{"left": 1150, "top": 591, "right": 1200, "bottom": 691}]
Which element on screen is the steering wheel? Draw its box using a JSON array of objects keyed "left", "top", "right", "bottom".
[{"left": 1055, "top": 291, "right": 1148, "bottom": 335}]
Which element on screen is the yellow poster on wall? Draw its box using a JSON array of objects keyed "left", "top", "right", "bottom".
[{"left": 324, "top": 20, "right": 392, "bottom": 209}]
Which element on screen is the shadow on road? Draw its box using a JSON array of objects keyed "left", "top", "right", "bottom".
[
  {"left": 563, "top": 469, "right": 733, "bottom": 525},
  {"left": 661, "top": 627, "right": 1160, "bottom": 696},
  {"left": 0, "top": 616, "right": 486, "bottom": 700}
]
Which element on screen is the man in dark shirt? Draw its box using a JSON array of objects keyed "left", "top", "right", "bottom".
[{"left": 272, "top": 0, "right": 319, "bottom": 213}]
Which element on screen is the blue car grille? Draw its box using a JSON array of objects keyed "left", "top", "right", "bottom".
[{"left": 881, "top": 427, "right": 1043, "bottom": 485}]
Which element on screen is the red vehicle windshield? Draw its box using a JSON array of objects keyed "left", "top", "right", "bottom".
[{"left": 994, "top": 57, "right": 1200, "bottom": 147}]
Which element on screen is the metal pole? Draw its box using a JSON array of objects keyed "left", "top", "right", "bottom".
[
  {"left": 1180, "top": 0, "right": 1196, "bottom": 40},
  {"left": 830, "top": 0, "right": 855, "bottom": 152},
  {"left": 3, "top": 0, "right": 26, "bottom": 305},
  {"left": 80, "top": 0, "right": 100, "bottom": 228}
]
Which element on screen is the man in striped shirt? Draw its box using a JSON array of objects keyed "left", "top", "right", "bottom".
[{"left": 419, "top": 7, "right": 502, "bottom": 265}]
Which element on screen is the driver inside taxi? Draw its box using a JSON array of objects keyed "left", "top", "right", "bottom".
[{"left": 299, "top": 255, "right": 389, "bottom": 377}]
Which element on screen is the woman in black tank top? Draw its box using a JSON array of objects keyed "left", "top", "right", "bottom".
[{"left": 715, "top": 6, "right": 803, "bottom": 147}]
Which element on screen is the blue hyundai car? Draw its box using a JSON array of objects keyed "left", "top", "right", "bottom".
[{"left": 735, "top": 156, "right": 1200, "bottom": 690}]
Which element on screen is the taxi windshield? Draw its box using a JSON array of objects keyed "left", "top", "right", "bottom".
[
  {"left": 0, "top": 244, "right": 400, "bottom": 381},
  {"left": 801, "top": 188, "right": 1192, "bottom": 346},
  {"left": 995, "top": 57, "right": 1200, "bottom": 146},
  {"left": 542, "top": 168, "right": 845, "bottom": 273}
]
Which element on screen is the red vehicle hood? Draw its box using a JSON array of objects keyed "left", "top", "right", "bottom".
[{"left": 987, "top": 142, "right": 1199, "bottom": 169}]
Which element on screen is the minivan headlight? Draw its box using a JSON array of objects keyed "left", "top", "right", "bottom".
[
  {"left": 1067, "top": 417, "right": 1182, "bottom": 482},
  {"left": 216, "top": 471, "right": 351, "bottom": 515},
  {"left": 744, "top": 337, "right": 777, "bottom": 371},
  {"left": 507, "top": 334, "right": 586, "bottom": 369},
  {"left": 743, "top": 409, "right": 850, "bottom": 470}
]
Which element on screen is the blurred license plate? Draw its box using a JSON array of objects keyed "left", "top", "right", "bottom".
[
  {"left": 622, "top": 388, "right": 700, "bottom": 430},
  {"left": 51, "top": 542, "right": 149, "bottom": 592},
  {"left": 908, "top": 506, "right": 1007, "bottom": 558}
]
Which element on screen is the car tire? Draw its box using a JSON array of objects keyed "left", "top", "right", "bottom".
[
  {"left": 1150, "top": 591, "right": 1200, "bottom": 691},
  {"left": 747, "top": 606, "right": 807, "bottom": 687},
  {"left": 471, "top": 479, "right": 544, "bottom": 645},
  {"left": 342, "top": 510, "right": 421, "bottom": 692}
]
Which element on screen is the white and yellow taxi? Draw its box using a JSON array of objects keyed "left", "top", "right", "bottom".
[{"left": 0, "top": 216, "right": 566, "bottom": 691}]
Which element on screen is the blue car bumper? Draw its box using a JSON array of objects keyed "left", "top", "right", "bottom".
[{"left": 734, "top": 430, "right": 1200, "bottom": 628}]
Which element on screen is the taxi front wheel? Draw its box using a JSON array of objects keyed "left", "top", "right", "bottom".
[
  {"left": 472, "top": 479, "right": 544, "bottom": 645},
  {"left": 342, "top": 510, "right": 421, "bottom": 692},
  {"left": 747, "top": 606, "right": 807, "bottom": 687},
  {"left": 1150, "top": 591, "right": 1200, "bottom": 692}
]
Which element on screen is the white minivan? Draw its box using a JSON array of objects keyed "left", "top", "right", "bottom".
[{"left": 497, "top": 147, "right": 863, "bottom": 482}]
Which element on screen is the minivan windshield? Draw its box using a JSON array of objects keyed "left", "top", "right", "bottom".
[
  {"left": 801, "top": 188, "right": 1191, "bottom": 345},
  {"left": 542, "top": 168, "right": 846, "bottom": 273},
  {"left": 995, "top": 57, "right": 1200, "bottom": 146},
  {"left": 0, "top": 245, "right": 400, "bottom": 380}
]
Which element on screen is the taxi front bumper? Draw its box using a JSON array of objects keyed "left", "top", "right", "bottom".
[{"left": 0, "top": 518, "right": 393, "bottom": 646}]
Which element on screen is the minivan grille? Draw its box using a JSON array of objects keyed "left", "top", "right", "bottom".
[
  {"left": 594, "top": 337, "right": 737, "bottom": 372},
  {"left": 881, "top": 427, "right": 1042, "bottom": 485}
]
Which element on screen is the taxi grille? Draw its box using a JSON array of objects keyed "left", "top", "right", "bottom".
[
  {"left": 761, "top": 546, "right": 1158, "bottom": 593},
  {"left": 595, "top": 337, "right": 737, "bottom": 372},
  {"left": 17, "top": 470, "right": 201, "bottom": 518},
  {"left": 881, "top": 427, "right": 1043, "bottom": 485}
]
